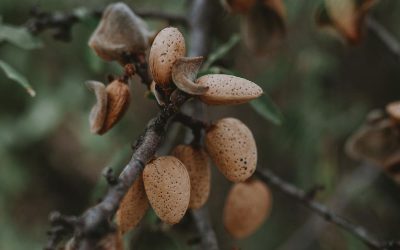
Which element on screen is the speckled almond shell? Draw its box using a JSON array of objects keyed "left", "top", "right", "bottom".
[
  {"left": 116, "top": 175, "right": 149, "bottom": 234},
  {"left": 223, "top": 180, "right": 272, "bottom": 239},
  {"left": 205, "top": 118, "right": 257, "bottom": 182},
  {"left": 143, "top": 156, "right": 190, "bottom": 224},
  {"left": 196, "top": 74, "right": 263, "bottom": 105},
  {"left": 172, "top": 145, "right": 211, "bottom": 209},
  {"left": 149, "top": 27, "right": 186, "bottom": 86},
  {"left": 99, "top": 80, "right": 131, "bottom": 134}
]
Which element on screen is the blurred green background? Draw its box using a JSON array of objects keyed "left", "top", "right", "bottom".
[{"left": 1, "top": 0, "right": 400, "bottom": 249}]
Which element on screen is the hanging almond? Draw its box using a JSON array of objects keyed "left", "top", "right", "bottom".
[
  {"left": 86, "top": 80, "right": 108, "bottom": 134},
  {"left": 223, "top": 180, "right": 272, "bottom": 239},
  {"left": 196, "top": 74, "right": 263, "bottom": 105},
  {"left": 205, "top": 118, "right": 257, "bottom": 182},
  {"left": 88, "top": 2, "right": 152, "bottom": 63},
  {"left": 100, "top": 79, "right": 131, "bottom": 134},
  {"left": 143, "top": 156, "right": 190, "bottom": 224},
  {"left": 221, "top": 0, "right": 257, "bottom": 14},
  {"left": 316, "top": 0, "right": 378, "bottom": 44},
  {"left": 116, "top": 175, "right": 149, "bottom": 234},
  {"left": 149, "top": 27, "right": 186, "bottom": 87},
  {"left": 172, "top": 145, "right": 211, "bottom": 209}
]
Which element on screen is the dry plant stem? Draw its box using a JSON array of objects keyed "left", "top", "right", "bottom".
[
  {"left": 255, "top": 169, "right": 400, "bottom": 250},
  {"left": 172, "top": 112, "right": 209, "bottom": 146},
  {"left": 366, "top": 16, "right": 400, "bottom": 62}
]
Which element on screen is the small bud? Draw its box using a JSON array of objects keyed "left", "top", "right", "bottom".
[
  {"left": 143, "top": 156, "right": 190, "bottom": 224},
  {"left": 196, "top": 74, "right": 263, "bottom": 105},
  {"left": 172, "top": 145, "right": 211, "bottom": 209},
  {"left": 149, "top": 27, "right": 186, "bottom": 87},
  {"left": 205, "top": 118, "right": 257, "bottom": 182},
  {"left": 223, "top": 180, "right": 272, "bottom": 239},
  {"left": 88, "top": 2, "right": 152, "bottom": 63}
]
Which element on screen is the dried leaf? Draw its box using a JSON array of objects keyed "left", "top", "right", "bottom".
[{"left": 0, "top": 59, "right": 36, "bottom": 97}]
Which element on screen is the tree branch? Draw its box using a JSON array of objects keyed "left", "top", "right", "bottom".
[
  {"left": 255, "top": 169, "right": 400, "bottom": 250},
  {"left": 366, "top": 16, "right": 400, "bottom": 62}
]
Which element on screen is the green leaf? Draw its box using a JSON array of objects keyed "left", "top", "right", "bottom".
[
  {"left": 250, "top": 93, "right": 283, "bottom": 125},
  {"left": 0, "top": 19, "right": 43, "bottom": 50},
  {"left": 202, "top": 34, "right": 241, "bottom": 70},
  {"left": 0, "top": 60, "right": 36, "bottom": 97}
]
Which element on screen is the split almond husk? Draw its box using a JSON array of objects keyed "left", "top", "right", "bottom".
[
  {"left": 99, "top": 79, "right": 131, "bottom": 134},
  {"left": 205, "top": 118, "right": 257, "bottom": 182},
  {"left": 116, "top": 175, "right": 149, "bottom": 234},
  {"left": 149, "top": 27, "right": 186, "bottom": 87},
  {"left": 345, "top": 111, "right": 400, "bottom": 166},
  {"left": 172, "top": 145, "right": 211, "bottom": 209},
  {"left": 88, "top": 2, "right": 152, "bottom": 63},
  {"left": 171, "top": 57, "right": 209, "bottom": 95},
  {"left": 316, "top": 0, "right": 378, "bottom": 44},
  {"left": 196, "top": 74, "right": 263, "bottom": 105},
  {"left": 86, "top": 80, "right": 108, "bottom": 134},
  {"left": 143, "top": 156, "right": 190, "bottom": 224},
  {"left": 386, "top": 101, "right": 400, "bottom": 123},
  {"left": 223, "top": 180, "right": 272, "bottom": 239}
]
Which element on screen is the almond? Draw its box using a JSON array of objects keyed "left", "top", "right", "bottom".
[
  {"left": 99, "top": 79, "right": 131, "bottom": 134},
  {"left": 205, "top": 118, "right": 257, "bottom": 182},
  {"left": 142, "top": 156, "right": 190, "bottom": 224},
  {"left": 223, "top": 180, "right": 272, "bottom": 239},
  {"left": 88, "top": 2, "right": 152, "bottom": 63},
  {"left": 172, "top": 145, "right": 211, "bottom": 209},
  {"left": 116, "top": 175, "right": 149, "bottom": 234},
  {"left": 196, "top": 74, "right": 263, "bottom": 105},
  {"left": 149, "top": 27, "right": 186, "bottom": 86}
]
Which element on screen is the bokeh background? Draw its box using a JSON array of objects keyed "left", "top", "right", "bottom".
[{"left": 1, "top": 0, "right": 400, "bottom": 249}]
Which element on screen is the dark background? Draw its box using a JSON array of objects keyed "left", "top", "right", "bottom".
[{"left": 0, "top": 0, "right": 400, "bottom": 249}]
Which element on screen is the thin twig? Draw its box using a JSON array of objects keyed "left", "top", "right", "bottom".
[
  {"left": 255, "top": 169, "right": 400, "bottom": 250},
  {"left": 191, "top": 206, "right": 220, "bottom": 250},
  {"left": 25, "top": 6, "right": 187, "bottom": 42},
  {"left": 366, "top": 16, "right": 400, "bottom": 62}
]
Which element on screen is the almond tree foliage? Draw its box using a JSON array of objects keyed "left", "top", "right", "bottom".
[{"left": 1, "top": 0, "right": 400, "bottom": 250}]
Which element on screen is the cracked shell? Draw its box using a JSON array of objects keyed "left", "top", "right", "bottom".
[
  {"left": 149, "top": 27, "right": 186, "bottom": 86},
  {"left": 196, "top": 74, "right": 263, "bottom": 105},
  {"left": 223, "top": 180, "right": 272, "bottom": 239},
  {"left": 172, "top": 145, "right": 211, "bottom": 209},
  {"left": 143, "top": 156, "right": 190, "bottom": 224},
  {"left": 116, "top": 175, "right": 149, "bottom": 234},
  {"left": 205, "top": 118, "right": 257, "bottom": 182}
]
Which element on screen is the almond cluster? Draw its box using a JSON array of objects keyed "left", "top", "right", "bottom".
[{"left": 86, "top": 8, "right": 272, "bottom": 240}]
